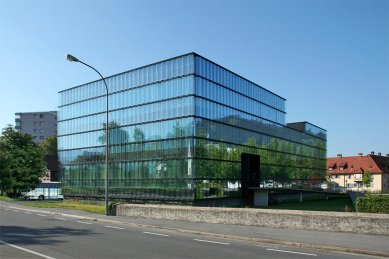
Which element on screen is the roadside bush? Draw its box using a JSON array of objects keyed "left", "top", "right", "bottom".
[{"left": 355, "top": 194, "right": 389, "bottom": 214}]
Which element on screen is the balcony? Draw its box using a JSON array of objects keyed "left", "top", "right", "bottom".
[{"left": 354, "top": 174, "right": 363, "bottom": 182}]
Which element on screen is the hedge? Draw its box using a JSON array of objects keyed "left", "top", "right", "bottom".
[{"left": 355, "top": 194, "right": 389, "bottom": 214}]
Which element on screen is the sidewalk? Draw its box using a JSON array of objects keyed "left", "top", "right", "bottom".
[{"left": 2, "top": 201, "right": 388, "bottom": 257}]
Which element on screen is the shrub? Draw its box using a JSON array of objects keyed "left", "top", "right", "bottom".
[{"left": 355, "top": 194, "right": 389, "bottom": 214}]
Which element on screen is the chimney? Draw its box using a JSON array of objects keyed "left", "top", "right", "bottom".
[
  {"left": 358, "top": 152, "right": 363, "bottom": 157},
  {"left": 378, "top": 152, "right": 382, "bottom": 156},
  {"left": 386, "top": 154, "right": 389, "bottom": 157},
  {"left": 371, "top": 151, "right": 375, "bottom": 155},
  {"left": 337, "top": 154, "right": 342, "bottom": 158}
]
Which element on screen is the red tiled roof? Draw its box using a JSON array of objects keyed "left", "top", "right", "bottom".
[
  {"left": 327, "top": 155, "right": 389, "bottom": 175},
  {"left": 339, "top": 161, "right": 347, "bottom": 167},
  {"left": 328, "top": 162, "right": 336, "bottom": 168}
]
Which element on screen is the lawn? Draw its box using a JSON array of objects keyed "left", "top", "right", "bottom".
[
  {"left": 23, "top": 201, "right": 105, "bottom": 214},
  {"left": 263, "top": 196, "right": 355, "bottom": 212},
  {"left": 0, "top": 195, "right": 15, "bottom": 201}
]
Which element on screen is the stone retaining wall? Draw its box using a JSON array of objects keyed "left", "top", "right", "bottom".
[{"left": 115, "top": 204, "right": 389, "bottom": 235}]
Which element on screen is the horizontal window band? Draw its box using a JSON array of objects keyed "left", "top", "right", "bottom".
[
  {"left": 194, "top": 117, "right": 327, "bottom": 152},
  {"left": 194, "top": 96, "right": 325, "bottom": 141},
  {"left": 59, "top": 74, "right": 195, "bottom": 108},
  {"left": 193, "top": 138, "right": 326, "bottom": 162},
  {"left": 193, "top": 53, "right": 286, "bottom": 101},
  {"left": 58, "top": 116, "right": 325, "bottom": 153},
  {"left": 58, "top": 135, "right": 325, "bottom": 161},
  {"left": 59, "top": 72, "right": 286, "bottom": 116},
  {"left": 194, "top": 75, "right": 286, "bottom": 114},
  {"left": 63, "top": 157, "right": 326, "bottom": 172},
  {"left": 58, "top": 95, "right": 289, "bottom": 138},
  {"left": 58, "top": 94, "right": 195, "bottom": 123},
  {"left": 58, "top": 116, "right": 195, "bottom": 137},
  {"left": 59, "top": 53, "right": 196, "bottom": 94}
]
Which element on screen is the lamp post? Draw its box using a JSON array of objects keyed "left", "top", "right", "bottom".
[{"left": 66, "top": 54, "right": 110, "bottom": 216}]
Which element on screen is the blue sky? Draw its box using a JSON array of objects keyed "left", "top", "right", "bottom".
[{"left": 0, "top": 0, "right": 388, "bottom": 157}]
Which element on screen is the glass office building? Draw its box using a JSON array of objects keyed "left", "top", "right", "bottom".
[{"left": 58, "top": 53, "right": 326, "bottom": 202}]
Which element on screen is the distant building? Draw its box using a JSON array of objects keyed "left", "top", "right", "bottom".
[
  {"left": 327, "top": 153, "right": 389, "bottom": 192},
  {"left": 15, "top": 111, "right": 57, "bottom": 142}
]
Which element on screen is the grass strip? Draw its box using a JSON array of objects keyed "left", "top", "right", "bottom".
[
  {"left": 23, "top": 201, "right": 105, "bottom": 214},
  {"left": 0, "top": 196, "right": 15, "bottom": 201}
]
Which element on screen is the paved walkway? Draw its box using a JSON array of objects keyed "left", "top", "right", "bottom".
[{"left": 1, "top": 201, "right": 388, "bottom": 257}]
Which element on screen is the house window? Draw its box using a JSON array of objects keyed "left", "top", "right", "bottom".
[
  {"left": 335, "top": 175, "right": 339, "bottom": 179},
  {"left": 348, "top": 175, "right": 352, "bottom": 179},
  {"left": 328, "top": 167, "right": 333, "bottom": 171},
  {"left": 39, "top": 114, "right": 44, "bottom": 118},
  {"left": 339, "top": 167, "right": 344, "bottom": 171},
  {"left": 40, "top": 136, "right": 44, "bottom": 140},
  {"left": 39, "top": 121, "right": 44, "bottom": 126}
]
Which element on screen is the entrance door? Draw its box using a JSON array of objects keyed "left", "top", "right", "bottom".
[{"left": 241, "top": 153, "right": 260, "bottom": 200}]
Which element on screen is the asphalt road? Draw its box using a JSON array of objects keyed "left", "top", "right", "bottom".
[{"left": 0, "top": 205, "right": 376, "bottom": 259}]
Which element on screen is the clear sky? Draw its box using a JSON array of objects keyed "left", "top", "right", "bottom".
[{"left": 0, "top": 0, "right": 388, "bottom": 157}]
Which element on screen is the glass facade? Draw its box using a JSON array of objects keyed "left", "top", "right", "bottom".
[{"left": 58, "top": 53, "right": 326, "bottom": 202}]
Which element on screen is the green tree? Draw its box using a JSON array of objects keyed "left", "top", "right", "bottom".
[
  {"left": 0, "top": 125, "right": 46, "bottom": 196},
  {"left": 362, "top": 171, "right": 373, "bottom": 190},
  {"left": 38, "top": 135, "right": 57, "bottom": 155},
  {"left": 0, "top": 150, "right": 12, "bottom": 196}
]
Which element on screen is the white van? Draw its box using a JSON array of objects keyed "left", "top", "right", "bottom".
[{"left": 22, "top": 182, "right": 63, "bottom": 200}]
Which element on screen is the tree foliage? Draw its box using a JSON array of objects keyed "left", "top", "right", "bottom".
[
  {"left": 362, "top": 171, "right": 373, "bottom": 189},
  {"left": 0, "top": 125, "right": 46, "bottom": 196},
  {"left": 356, "top": 194, "right": 389, "bottom": 214},
  {"left": 38, "top": 135, "right": 57, "bottom": 155}
]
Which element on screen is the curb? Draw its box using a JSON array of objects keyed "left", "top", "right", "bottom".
[{"left": 2, "top": 204, "right": 388, "bottom": 258}]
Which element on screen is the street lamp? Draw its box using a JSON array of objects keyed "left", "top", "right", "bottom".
[{"left": 66, "top": 54, "right": 110, "bottom": 216}]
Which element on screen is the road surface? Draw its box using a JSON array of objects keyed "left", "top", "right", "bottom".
[{"left": 0, "top": 205, "right": 375, "bottom": 259}]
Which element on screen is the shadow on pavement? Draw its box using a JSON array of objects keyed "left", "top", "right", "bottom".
[{"left": 0, "top": 225, "right": 96, "bottom": 245}]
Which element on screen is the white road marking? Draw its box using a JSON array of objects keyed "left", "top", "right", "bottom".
[
  {"left": 143, "top": 231, "right": 169, "bottom": 237},
  {"left": 257, "top": 244, "right": 278, "bottom": 248},
  {"left": 193, "top": 239, "right": 230, "bottom": 245},
  {"left": 77, "top": 221, "right": 92, "bottom": 225},
  {"left": 0, "top": 240, "right": 56, "bottom": 259},
  {"left": 37, "top": 214, "right": 47, "bottom": 217},
  {"left": 266, "top": 248, "right": 317, "bottom": 256},
  {"left": 23, "top": 212, "right": 32, "bottom": 214},
  {"left": 54, "top": 217, "right": 67, "bottom": 221},
  {"left": 4, "top": 208, "right": 10, "bottom": 211},
  {"left": 104, "top": 225, "right": 124, "bottom": 230}
]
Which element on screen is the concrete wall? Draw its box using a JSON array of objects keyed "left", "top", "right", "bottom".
[{"left": 116, "top": 204, "right": 389, "bottom": 235}]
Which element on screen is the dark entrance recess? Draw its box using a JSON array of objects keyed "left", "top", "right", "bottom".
[{"left": 241, "top": 153, "right": 261, "bottom": 200}]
